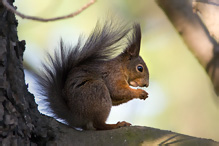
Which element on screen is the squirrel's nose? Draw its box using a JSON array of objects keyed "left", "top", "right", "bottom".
[
  {"left": 143, "top": 80, "right": 149, "bottom": 87},
  {"left": 143, "top": 83, "right": 149, "bottom": 87}
]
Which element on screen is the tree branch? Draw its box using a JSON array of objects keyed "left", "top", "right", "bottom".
[
  {"left": 35, "top": 118, "right": 219, "bottom": 145},
  {"left": 156, "top": 0, "right": 219, "bottom": 95},
  {"left": 2, "top": 0, "right": 96, "bottom": 22}
]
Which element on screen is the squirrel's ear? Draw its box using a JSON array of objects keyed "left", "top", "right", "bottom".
[{"left": 125, "top": 24, "right": 141, "bottom": 57}]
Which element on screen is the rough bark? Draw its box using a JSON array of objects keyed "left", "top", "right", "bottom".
[
  {"left": 0, "top": 0, "right": 218, "bottom": 145},
  {"left": 156, "top": 0, "right": 219, "bottom": 95},
  {"left": 0, "top": 0, "right": 44, "bottom": 145}
]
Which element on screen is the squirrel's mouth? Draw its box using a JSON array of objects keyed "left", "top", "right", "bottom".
[
  {"left": 129, "top": 80, "right": 149, "bottom": 95},
  {"left": 129, "top": 82, "right": 148, "bottom": 95}
]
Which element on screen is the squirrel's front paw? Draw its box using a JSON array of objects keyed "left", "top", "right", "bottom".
[{"left": 137, "top": 89, "right": 148, "bottom": 100}]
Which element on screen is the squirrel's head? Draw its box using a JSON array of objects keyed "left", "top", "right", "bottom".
[{"left": 121, "top": 24, "right": 149, "bottom": 88}]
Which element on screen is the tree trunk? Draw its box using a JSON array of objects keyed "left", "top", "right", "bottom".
[{"left": 0, "top": 0, "right": 218, "bottom": 145}]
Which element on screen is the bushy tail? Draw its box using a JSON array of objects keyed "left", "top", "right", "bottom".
[{"left": 37, "top": 20, "right": 136, "bottom": 121}]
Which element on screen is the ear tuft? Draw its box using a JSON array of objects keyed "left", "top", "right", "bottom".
[{"left": 125, "top": 24, "right": 141, "bottom": 57}]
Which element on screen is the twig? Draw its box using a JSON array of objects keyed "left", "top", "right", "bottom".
[
  {"left": 2, "top": 0, "right": 96, "bottom": 22},
  {"left": 193, "top": 0, "right": 219, "bottom": 6}
]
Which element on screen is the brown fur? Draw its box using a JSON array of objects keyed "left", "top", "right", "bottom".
[{"left": 38, "top": 20, "right": 149, "bottom": 130}]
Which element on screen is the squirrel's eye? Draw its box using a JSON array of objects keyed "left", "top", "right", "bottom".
[{"left": 137, "top": 65, "right": 143, "bottom": 72}]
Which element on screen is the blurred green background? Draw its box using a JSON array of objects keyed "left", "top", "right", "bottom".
[{"left": 15, "top": 0, "right": 219, "bottom": 141}]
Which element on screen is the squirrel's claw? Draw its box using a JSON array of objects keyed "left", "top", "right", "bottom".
[{"left": 116, "top": 121, "right": 132, "bottom": 128}]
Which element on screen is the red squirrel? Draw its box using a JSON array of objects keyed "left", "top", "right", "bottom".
[{"left": 38, "top": 20, "right": 149, "bottom": 130}]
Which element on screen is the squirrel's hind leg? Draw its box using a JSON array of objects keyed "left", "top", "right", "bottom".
[
  {"left": 66, "top": 79, "right": 112, "bottom": 130},
  {"left": 82, "top": 81, "right": 132, "bottom": 130}
]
